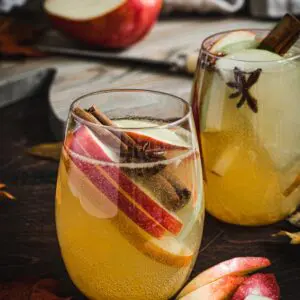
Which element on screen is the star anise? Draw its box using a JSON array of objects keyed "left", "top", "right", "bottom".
[{"left": 227, "top": 67, "right": 262, "bottom": 113}]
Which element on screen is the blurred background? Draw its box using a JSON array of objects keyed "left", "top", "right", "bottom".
[{"left": 1, "top": 0, "right": 300, "bottom": 18}]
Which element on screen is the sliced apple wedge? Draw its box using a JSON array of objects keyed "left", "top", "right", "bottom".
[
  {"left": 177, "top": 257, "right": 271, "bottom": 298},
  {"left": 232, "top": 274, "right": 280, "bottom": 300},
  {"left": 179, "top": 275, "right": 246, "bottom": 300},
  {"left": 212, "top": 145, "right": 240, "bottom": 176},
  {"left": 142, "top": 236, "right": 192, "bottom": 267},
  {"left": 65, "top": 151, "right": 193, "bottom": 267},
  {"left": 65, "top": 126, "right": 183, "bottom": 236},
  {"left": 44, "top": 0, "right": 163, "bottom": 48},
  {"left": 114, "top": 119, "right": 189, "bottom": 150},
  {"left": 210, "top": 30, "right": 257, "bottom": 55}
]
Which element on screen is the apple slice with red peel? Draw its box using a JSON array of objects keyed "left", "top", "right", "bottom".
[
  {"left": 114, "top": 119, "right": 189, "bottom": 150},
  {"left": 232, "top": 274, "right": 280, "bottom": 300},
  {"left": 177, "top": 257, "right": 271, "bottom": 298},
  {"left": 179, "top": 275, "right": 246, "bottom": 300},
  {"left": 64, "top": 151, "right": 193, "bottom": 267},
  {"left": 66, "top": 125, "right": 183, "bottom": 236},
  {"left": 210, "top": 30, "right": 257, "bottom": 55},
  {"left": 44, "top": 0, "right": 163, "bottom": 48}
]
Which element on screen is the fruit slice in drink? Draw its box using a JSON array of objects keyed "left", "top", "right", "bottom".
[
  {"left": 63, "top": 148, "right": 193, "bottom": 267},
  {"left": 114, "top": 119, "right": 189, "bottom": 150},
  {"left": 65, "top": 125, "right": 184, "bottom": 236}
]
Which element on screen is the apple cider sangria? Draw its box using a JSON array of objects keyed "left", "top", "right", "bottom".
[
  {"left": 192, "top": 28, "right": 300, "bottom": 226},
  {"left": 56, "top": 90, "right": 204, "bottom": 300}
]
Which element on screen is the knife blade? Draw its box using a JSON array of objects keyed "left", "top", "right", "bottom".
[{"left": 36, "top": 45, "right": 198, "bottom": 75}]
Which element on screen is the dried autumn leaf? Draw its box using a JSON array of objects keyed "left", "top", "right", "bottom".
[
  {"left": 0, "top": 182, "right": 15, "bottom": 200},
  {"left": 287, "top": 211, "right": 300, "bottom": 228},
  {"left": 273, "top": 231, "right": 300, "bottom": 245},
  {"left": 27, "top": 142, "right": 62, "bottom": 161},
  {"left": 0, "top": 281, "right": 34, "bottom": 299},
  {"left": 0, "top": 16, "right": 45, "bottom": 57},
  {"left": 0, "top": 278, "right": 72, "bottom": 300},
  {"left": 31, "top": 278, "right": 72, "bottom": 300}
]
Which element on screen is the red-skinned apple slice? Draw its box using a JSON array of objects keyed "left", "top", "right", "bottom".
[
  {"left": 63, "top": 151, "right": 193, "bottom": 267},
  {"left": 66, "top": 126, "right": 183, "bottom": 236},
  {"left": 44, "top": 0, "right": 162, "bottom": 49},
  {"left": 177, "top": 257, "right": 271, "bottom": 298},
  {"left": 114, "top": 119, "right": 189, "bottom": 150},
  {"left": 232, "top": 273, "right": 280, "bottom": 300},
  {"left": 179, "top": 275, "right": 246, "bottom": 300}
]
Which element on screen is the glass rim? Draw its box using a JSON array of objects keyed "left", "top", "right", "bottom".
[
  {"left": 200, "top": 28, "right": 300, "bottom": 63},
  {"left": 70, "top": 89, "right": 192, "bottom": 131}
]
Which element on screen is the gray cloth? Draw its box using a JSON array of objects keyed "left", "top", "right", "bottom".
[
  {"left": 163, "top": 0, "right": 245, "bottom": 14},
  {"left": 0, "top": 0, "right": 26, "bottom": 12}
]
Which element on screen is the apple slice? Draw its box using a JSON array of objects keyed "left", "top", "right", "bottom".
[
  {"left": 177, "top": 257, "right": 271, "bottom": 298},
  {"left": 66, "top": 126, "right": 183, "bottom": 236},
  {"left": 44, "top": 0, "right": 163, "bottom": 48},
  {"left": 114, "top": 119, "right": 189, "bottom": 150},
  {"left": 179, "top": 275, "right": 246, "bottom": 300},
  {"left": 232, "top": 274, "right": 280, "bottom": 300},
  {"left": 64, "top": 151, "right": 193, "bottom": 267},
  {"left": 210, "top": 30, "right": 257, "bottom": 55},
  {"left": 212, "top": 145, "right": 240, "bottom": 176}
]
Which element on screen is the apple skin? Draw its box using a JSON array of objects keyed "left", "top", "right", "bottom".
[
  {"left": 232, "top": 273, "right": 280, "bottom": 300},
  {"left": 65, "top": 126, "right": 184, "bottom": 237},
  {"left": 179, "top": 275, "right": 246, "bottom": 300},
  {"left": 177, "top": 257, "right": 271, "bottom": 298},
  {"left": 46, "top": 0, "right": 163, "bottom": 48}
]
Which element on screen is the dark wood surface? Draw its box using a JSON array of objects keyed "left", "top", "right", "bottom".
[{"left": 0, "top": 85, "right": 299, "bottom": 299}]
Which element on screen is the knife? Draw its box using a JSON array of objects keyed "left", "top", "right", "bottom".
[
  {"left": 0, "top": 45, "right": 199, "bottom": 108},
  {"left": 36, "top": 45, "right": 199, "bottom": 75}
]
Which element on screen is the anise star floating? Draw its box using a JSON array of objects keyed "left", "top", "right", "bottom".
[{"left": 227, "top": 67, "right": 262, "bottom": 113}]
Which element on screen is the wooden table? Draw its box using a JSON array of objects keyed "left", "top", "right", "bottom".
[{"left": 0, "top": 17, "right": 299, "bottom": 299}]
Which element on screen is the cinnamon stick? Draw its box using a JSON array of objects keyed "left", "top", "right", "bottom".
[
  {"left": 75, "top": 105, "right": 191, "bottom": 210},
  {"left": 283, "top": 175, "right": 300, "bottom": 197},
  {"left": 258, "top": 14, "right": 300, "bottom": 55},
  {"left": 73, "top": 107, "right": 128, "bottom": 152}
]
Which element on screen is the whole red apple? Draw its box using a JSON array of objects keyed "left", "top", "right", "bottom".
[{"left": 44, "top": 0, "right": 163, "bottom": 48}]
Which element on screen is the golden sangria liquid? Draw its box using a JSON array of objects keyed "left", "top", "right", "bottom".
[
  {"left": 192, "top": 29, "right": 300, "bottom": 225},
  {"left": 56, "top": 117, "right": 204, "bottom": 300}
]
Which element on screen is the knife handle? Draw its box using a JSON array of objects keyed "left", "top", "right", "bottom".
[{"left": 170, "top": 52, "right": 199, "bottom": 74}]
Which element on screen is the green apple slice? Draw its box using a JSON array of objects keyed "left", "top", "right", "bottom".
[
  {"left": 212, "top": 145, "right": 240, "bottom": 177},
  {"left": 210, "top": 30, "right": 257, "bottom": 55}
]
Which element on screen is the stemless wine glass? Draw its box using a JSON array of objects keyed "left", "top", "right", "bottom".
[
  {"left": 56, "top": 89, "right": 204, "bottom": 300},
  {"left": 192, "top": 29, "right": 300, "bottom": 226}
]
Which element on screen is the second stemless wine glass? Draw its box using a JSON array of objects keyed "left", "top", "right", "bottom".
[
  {"left": 56, "top": 90, "right": 204, "bottom": 300},
  {"left": 192, "top": 29, "right": 300, "bottom": 226}
]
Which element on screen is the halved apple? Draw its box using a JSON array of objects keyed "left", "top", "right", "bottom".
[
  {"left": 179, "top": 275, "right": 246, "bottom": 300},
  {"left": 177, "top": 257, "right": 271, "bottom": 298},
  {"left": 44, "top": 0, "right": 163, "bottom": 48},
  {"left": 210, "top": 30, "right": 257, "bottom": 55},
  {"left": 64, "top": 150, "right": 193, "bottom": 267},
  {"left": 232, "top": 273, "right": 280, "bottom": 300},
  {"left": 65, "top": 125, "right": 183, "bottom": 236}
]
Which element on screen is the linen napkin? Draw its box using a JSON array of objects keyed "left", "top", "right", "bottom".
[{"left": 163, "top": 0, "right": 245, "bottom": 14}]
